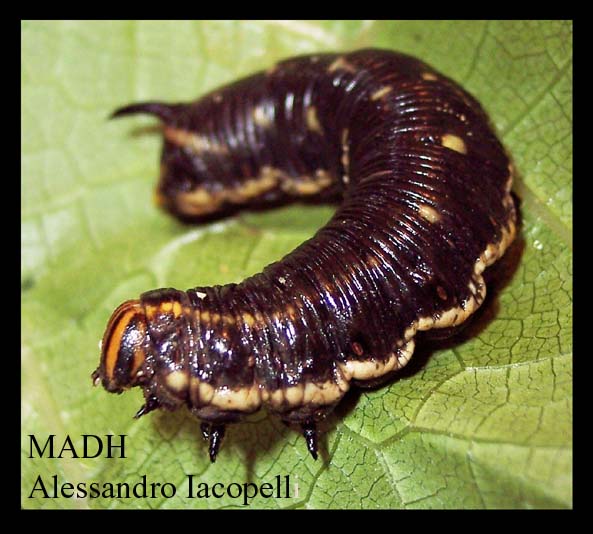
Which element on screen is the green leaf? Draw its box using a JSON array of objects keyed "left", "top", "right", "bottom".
[{"left": 22, "top": 20, "right": 572, "bottom": 509}]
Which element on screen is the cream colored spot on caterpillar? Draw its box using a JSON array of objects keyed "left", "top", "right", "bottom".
[
  {"left": 341, "top": 129, "right": 350, "bottom": 184},
  {"left": 171, "top": 301, "right": 183, "bottom": 318},
  {"left": 280, "top": 169, "right": 333, "bottom": 196},
  {"left": 177, "top": 189, "right": 213, "bottom": 214},
  {"left": 210, "top": 384, "right": 261, "bottom": 412},
  {"left": 366, "top": 254, "right": 381, "bottom": 268},
  {"left": 302, "top": 381, "right": 342, "bottom": 406},
  {"left": 286, "top": 304, "right": 297, "bottom": 320},
  {"left": 437, "top": 307, "right": 461, "bottom": 327},
  {"left": 370, "top": 86, "right": 393, "bottom": 101},
  {"left": 195, "top": 291, "right": 207, "bottom": 299},
  {"left": 176, "top": 165, "right": 336, "bottom": 216},
  {"left": 242, "top": 312, "right": 255, "bottom": 327},
  {"left": 253, "top": 105, "right": 272, "bottom": 128},
  {"left": 258, "top": 368, "right": 352, "bottom": 410},
  {"left": 283, "top": 181, "right": 317, "bottom": 195},
  {"left": 165, "top": 371, "right": 189, "bottom": 393},
  {"left": 503, "top": 195, "right": 515, "bottom": 212},
  {"left": 328, "top": 56, "right": 356, "bottom": 74},
  {"left": 341, "top": 352, "right": 400, "bottom": 381},
  {"left": 396, "top": 340, "right": 415, "bottom": 368},
  {"left": 198, "top": 381, "right": 215, "bottom": 404},
  {"left": 422, "top": 72, "right": 438, "bottom": 81},
  {"left": 418, "top": 204, "right": 441, "bottom": 223},
  {"left": 316, "top": 169, "right": 332, "bottom": 182},
  {"left": 260, "top": 387, "right": 270, "bottom": 402},
  {"left": 234, "top": 174, "right": 277, "bottom": 199},
  {"left": 306, "top": 106, "right": 323, "bottom": 135},
  {"left": 404, "top": 323, "right": 417, "bottom": 341},
  {"left": 283, "top": 384, "right": 305, "bottom": 406},
  {"left": 163, "top": 126, "right": 229, "bottom": 155},
  {"left": 223, "top": 314, "right": 236, "bottom": 326},
  {"left": 259, "top": 374, "right": 351, "bottom": 411},
  {"left": 505, "top": 162, "right": 515, "bottom": 193},
  {"left": 441, "top": 133, "right": 467, "bottom": 154},
  {"left": 268, "top": 388, "right": 285, "bottom": 407},
  {"left": 341, "top": 129, "right": 349, "bottom": 153},
  {"left": 474, "top": 221, "right": 516, "bottom": 275},
  {"left": 175, "top": 167, "right": 279, "bottom": 215},
  {"left": 333, "top": 365, "right": 351, "bottom": 393}
]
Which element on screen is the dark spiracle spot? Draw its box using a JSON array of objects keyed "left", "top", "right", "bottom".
[{"left": 350, "top": 333, "right": 368, "bottom": 357}]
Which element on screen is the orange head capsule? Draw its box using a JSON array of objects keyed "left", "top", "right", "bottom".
[{"left": 92, "top": 300, "right": 148, "bottom": 393}]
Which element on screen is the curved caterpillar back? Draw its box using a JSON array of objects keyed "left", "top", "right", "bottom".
[{"left": 93, "top": 49, "right": 517, "bottom": 462}]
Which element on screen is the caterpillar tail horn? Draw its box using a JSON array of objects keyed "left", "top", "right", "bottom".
[{"left": 109, "top": 101, "right": 180, "bottom": 122}]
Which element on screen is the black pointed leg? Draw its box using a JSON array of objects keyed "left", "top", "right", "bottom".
[
  {"left": 301, "top": 422, "right": 318, "bottom": 461},
  {"left": 200, "top": 422, "right": 211, "bottom": 441},
  {"left": 208, "top": 424, "right": 226, "bottom": 463},
  {"left": 134, "top": 395, "right": 160, "bottom": 419}
]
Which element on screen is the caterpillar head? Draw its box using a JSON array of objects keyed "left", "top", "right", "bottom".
[
  {"left": 92, "top": 300, "right": 149, "bottom": 394},
  {"left": 92, "top": 288, "right": 193, "bottom": 399}
]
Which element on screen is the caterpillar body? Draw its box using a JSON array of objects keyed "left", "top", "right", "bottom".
[{"left": 92, "top": 49, "right": 517, "bottom": 462}]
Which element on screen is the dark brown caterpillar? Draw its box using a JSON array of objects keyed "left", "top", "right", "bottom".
[{"left": 92, "top": 49, "right": 517, "bottom": 462}]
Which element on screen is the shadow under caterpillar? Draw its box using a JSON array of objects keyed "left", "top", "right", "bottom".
[{"left": 92, "top": 49, "right": 517, "bottom": 462}]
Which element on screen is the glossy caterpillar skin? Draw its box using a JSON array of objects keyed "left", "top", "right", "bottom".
[{"left": 92, "top": 49, "right": 517, "bottom": 462}]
